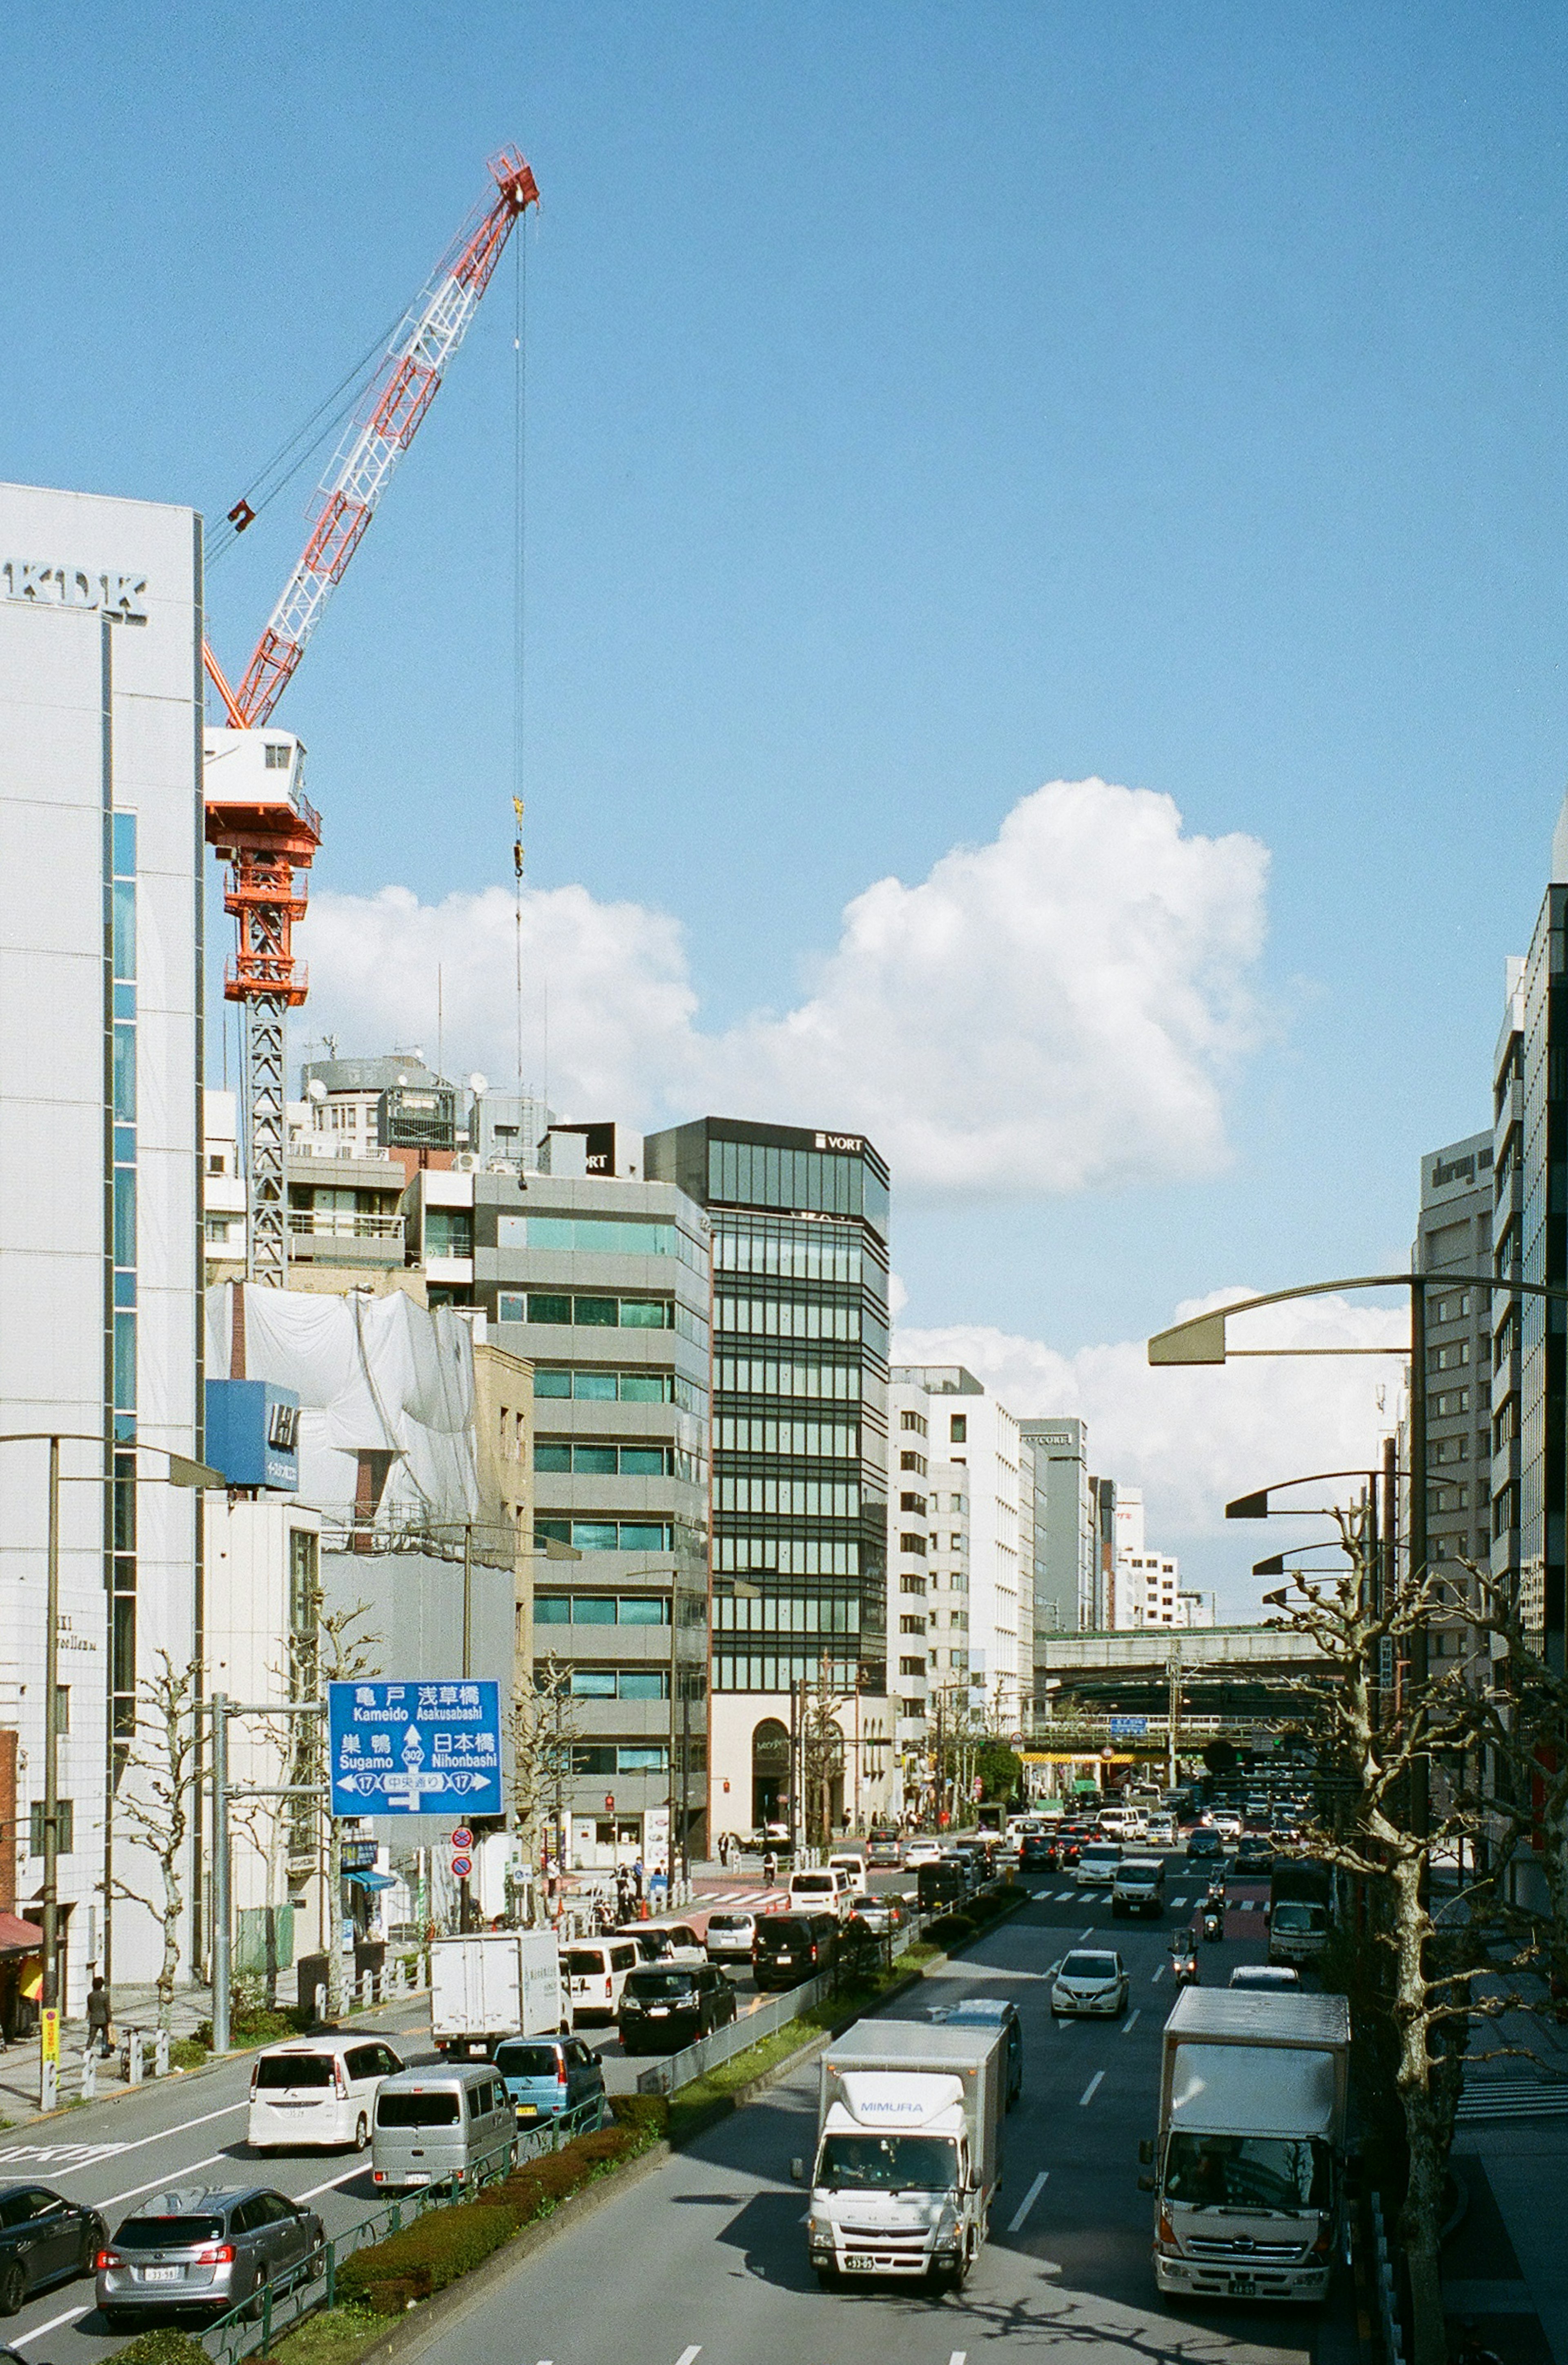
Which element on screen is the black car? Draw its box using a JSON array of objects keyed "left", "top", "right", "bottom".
[
  {"left": 916, "top": 1858, "right": 970, "bottom": 1911},
  {"left": 753, "top": 1911, "right": 839, "bottom": 1990},
  {"left": 617, "top": 1964, "right": 738, "bottom": 2055},
  {"left": 1185, "top": 1827, "right": 1225, "bottom": 1863},
  {"left": 1234, "top": 1838, "right": 1275, "bottom": 1875},
  {"left": 96, "top": 2185, "right": 324, "bottom": 2328},
  {"left": 1018, "top": 1834, "right": 1058, "bottom": 1875},
  {"left": 0, "top": 2186, "right": 104, "bottom": 2316}
]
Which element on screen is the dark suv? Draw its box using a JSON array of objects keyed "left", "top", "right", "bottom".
[
  {"left": 617, "top": 1965, "right": 738, "bottom": 2055},
  {"left": 752, "top": 1911, "right": 838, "bottom": 1990},
  {"left": 1018, "top": 1833, "right": 1058, "bottom": 1875},
  {"left": 96, "top": 2186, "right": 323, "bottom": 2328}
]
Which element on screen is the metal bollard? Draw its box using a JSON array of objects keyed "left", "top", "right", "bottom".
[
  {"left": 359, "top": 1971, "right": 372, "bottom": 2011},
  {"left": 80, "top": 2049, "right": 96, "bottom": 2103},
  {"left": 127, "top": 2029, "right": 143, "bottom": 2086},
  {"left": 154, "top": 2027, "right": 169, "bottom": 2078}
]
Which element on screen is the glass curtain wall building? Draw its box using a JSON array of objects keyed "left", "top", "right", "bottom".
[{"left": 643, "top": 1119, "right": 894, "bottom": 1835}]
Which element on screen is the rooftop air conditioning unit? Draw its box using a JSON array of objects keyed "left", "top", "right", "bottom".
[{"left": 455, "top": 1152, "right": 479, "bottom": 1172}]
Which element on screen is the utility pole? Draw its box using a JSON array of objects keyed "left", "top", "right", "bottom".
[
  {"left": 1166, "top": 1643, "right": 1180, "bottom": 1793},
  {"left": 40, "top": 1435, "right": 60, "bottom": 2111},
  {"left": 211, "top": 1694, "right": 230, "bottom": 2054}
]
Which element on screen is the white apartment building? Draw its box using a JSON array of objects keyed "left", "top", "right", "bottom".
[
  {"left": 0, "top": 481, "right": 204, "bottom": 2007},
  {"left": 1111, "top": 1487, "right": 1209, "bottom": 1628},
  {"left": 890, "top": 1367, "right": 1026, "bottom": 1741}
]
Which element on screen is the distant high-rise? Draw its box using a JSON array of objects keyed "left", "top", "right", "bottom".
[{"left": 1413, "top": 1130, "right": 1494, "bottom": 1680}]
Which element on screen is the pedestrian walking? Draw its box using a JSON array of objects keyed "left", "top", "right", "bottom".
[
  {"left": 762, "top": 1848, "right": 778, "bottom": 1887},
  {"left": 717, "top": 1831, "right": 730, "bottom": 1872},
  {"left": 632, "top": 1857, "right": 644, "bottom": 1904},
  {"left": 86, "top": 1976, "right": 111, "bottom": 2058}
]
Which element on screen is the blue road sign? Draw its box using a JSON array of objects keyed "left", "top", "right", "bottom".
[
  {"left": 328, "top": 1680, "right": 502, "bottom": 1817},
  {"left": 1108, "top": 1714, "right": 1149, "bottom": 1739}
]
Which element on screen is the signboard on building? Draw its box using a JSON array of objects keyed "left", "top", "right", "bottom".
[
  {"left": 204, "top": 1379, "right": 301, "bottom": 1492},
  {"left": 1108, "top": 1715, "right": 1148, "bottom": 1739},
  {"left": 327, "top": 1680, "right": 501, "bottom": 1817}
]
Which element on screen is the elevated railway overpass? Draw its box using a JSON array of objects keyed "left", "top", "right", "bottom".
[{"left": 1029, "top": 1624, "right": 1331, "bottom": 1760}]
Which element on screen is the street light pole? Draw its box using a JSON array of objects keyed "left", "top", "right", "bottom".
[{"left": 41, "top": 1437, "right": 60, "bottom": 2027}]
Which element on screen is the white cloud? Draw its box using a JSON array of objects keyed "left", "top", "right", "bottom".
[
  {"left": 301, "top": 777, "right": 1268, "bottom": 1197},
  {"left": 894, "top": 1287, "right": 1405, "bottom": 1616}
]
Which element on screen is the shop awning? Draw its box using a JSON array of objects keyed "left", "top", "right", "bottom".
[
  {"left": 0, "top": 1913, "right": 45, "bottom": 1956},
  {"left": 346, "top": 1870, "right": 395, "bottom": 1891}
]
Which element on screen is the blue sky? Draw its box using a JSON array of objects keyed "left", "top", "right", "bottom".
[{"left": 6, "top": 3, "right": 1567, "bottom": 1594}]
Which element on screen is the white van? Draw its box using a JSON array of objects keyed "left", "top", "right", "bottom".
[
  {"left": 566, "top": 1937, "right": 641, "bottom": 2024},
  {"left": 372, "top": 2063, "right": 516, "bottom": 2191},
  {"left": 788, "top": 1867, "right": 852, "bottom": 1921},
  {"left": 248, "top": 2036, "right": 405, "bottom": 2153},
  {"left": 826, "top": 1853, "right": 868, "bottom": 1898}
]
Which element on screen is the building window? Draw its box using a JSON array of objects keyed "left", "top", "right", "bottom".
[
  {"left": 534, "top": 1592, "right": 673, "bottom": 1626},
  {"left": 900, "top": 1574, "right": 926, "bottom": 1596},
  {"left": 899, "top": 1532, "right": 927, "bottom": 1556},
  {"left": 900, "top": 1411, "right": 927, "bottom": 1436},
  {"left": 949, "top": 1415, "right": 967, "bottom": 1444},
  {"left": 899, "top": 1656, "right": 925, "bottom": 1677},
  {"left": 617, "top": 1745, "right": 668, "bottom": 1773},
  {"left": 900, "top": 1614, "right": 926, "bottom": 1635},
  {"left": 900, "top": 1492, "right": 927, "bottom": 1515},
  {"left": 29, "top": 1801, "right": 73, "bottom": 1855},
  {"left": 900, "top": 1451, "right": 927, "bottom": 1474},
  {"left": 264, "top": 742, "right": 291, "bottom": 769}
]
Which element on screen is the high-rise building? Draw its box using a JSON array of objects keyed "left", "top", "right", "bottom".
[
  {"left": 0, "top": 481, "right": 205, "bottom": 2004},
  {"left": 1088, "top": 1475, "right": 1117, "bottom": 1629},
  {"left": 891, "top": 1367, "right": 1026, "bottom": 1734},
  {"left": 1020, "top": 1418, "right": 1094, "bottom": 1640},
  {"left": 642, "top": 1118, "right": 894, "bottom": 1834},
  {"left": 1491, "top": 961, "right": 1526, "bottom": 1628},
  {"left": 1414, "top": 1131, "right": 1494, "bottom": 1678}
]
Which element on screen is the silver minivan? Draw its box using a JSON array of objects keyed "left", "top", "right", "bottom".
[{"left": 371, "top": 2065, "right": 516, "bottom": 2192}]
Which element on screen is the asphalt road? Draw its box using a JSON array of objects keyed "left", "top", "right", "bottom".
[{"left": 404, "top": 1858, "right": 1329, "bottom": 2365}]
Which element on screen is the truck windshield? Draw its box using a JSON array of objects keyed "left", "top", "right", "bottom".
[
  {"left": 1272, "top": 1904, "right": 1329, "bottom": 1934},
  {"left": 1165, "top": 2133, "right": 1331, "bottom": 2211},
  {"left": 818, "top": 2135, "right": 958, "bottom": 2191}
]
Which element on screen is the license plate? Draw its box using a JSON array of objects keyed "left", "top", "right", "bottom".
[
  {"left": 1231, "top": 2276, "right": 1256, "bottom": 2296},
  {"left": 843, "top": 2256, "right": 880, "bottom": 2273},
  {"left": 649, "top": 2006, "right": 670, "bottom": 2016},
  {"left": 141, "top": 2267, "right": 182, "bottom": 2283},
  {"left": 516, "top": 2105, "right": 538, "bottom": 2118},
  {"left": 404, "top": 2172, "right": 430, "bottom": 2185}
]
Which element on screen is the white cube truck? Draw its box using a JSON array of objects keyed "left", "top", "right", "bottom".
[
  {"left": 793, "top": 2020, "right": 1007, "bottom": 2289},
  {"left": 1142, "top": 1988, "right": 1351, "bottom": 2304},
  {"left": 432, "top": 1931, "right": 564, "bottom": 2059}
]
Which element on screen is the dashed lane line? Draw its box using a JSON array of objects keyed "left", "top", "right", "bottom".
[
  {"left": 14, "top": 2306, "right": 90, "bottom": 2346},
  {"left": 1007, "top": 2171, "right": 1049, "bottom": 2233},
  {"left": 297, "top": 2164, "right": 369, "bottom": 2203},
  {"left": 1079, "top": 2071, "right": 1105, "bottom": 2108},
  {"left": 1079, "top": 1925, "right": 1096, "bottom": 1941},
  {"left": 1123, "top": 2008, "right": 1142, "bottom": 2034},
  {"left": 1150, "top": 1962, "right": 1165, "bottom": 1982},
  {"left": 675, "top": 2349, "right": 703, "bottom": 2365}
]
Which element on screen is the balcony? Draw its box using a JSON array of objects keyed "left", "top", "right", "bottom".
[{"left": 286, "top": 1209, "right": 406, "bottom": 1266}]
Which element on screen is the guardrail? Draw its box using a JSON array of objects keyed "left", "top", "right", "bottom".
[{"left": 202, "top": 2100, "right": 605, "bottom": 2364}]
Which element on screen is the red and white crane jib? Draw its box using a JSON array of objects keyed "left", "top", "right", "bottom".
[{"left": 205, "top": 146, "right": 539, "bottom": 730}]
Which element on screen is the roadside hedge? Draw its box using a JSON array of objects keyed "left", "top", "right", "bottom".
[
  {"left": 332, "top": 2118, "right": 655, "bottom": 2314},
  {"left": 110, "top": 2335, "right": 212, "bottom": 2365}
]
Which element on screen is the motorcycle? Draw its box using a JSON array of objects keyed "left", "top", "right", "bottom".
[
  {"left": 1201, "top": 1901, "right": 1224, "bottom": 1942},
  {"left": 1169, "top": 1937, "right": 1200, "bottom": 1987}
]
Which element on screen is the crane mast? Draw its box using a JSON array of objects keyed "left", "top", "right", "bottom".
[{"left": 205, "top": 147, "right": 539, "bottom": 1287}]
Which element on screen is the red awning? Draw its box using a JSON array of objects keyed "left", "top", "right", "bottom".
[{"left": 0, "top": 1914, "right": 45, "bottom": 1956}]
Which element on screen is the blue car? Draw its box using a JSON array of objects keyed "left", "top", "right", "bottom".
[{"left": 493, "top": 2035, "right": 605, "bottom": 2128}]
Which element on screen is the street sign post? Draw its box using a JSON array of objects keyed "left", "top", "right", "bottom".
[
  {"left": 327, "top": 1681, "right": 502, "bottom": 1816},
  {"left": 450, "top": 1853, "right": 472, "bottom": 1881}
]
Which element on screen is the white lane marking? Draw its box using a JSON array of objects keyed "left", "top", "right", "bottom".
[
  {"left": 1006, "top": 2170, "right": 1048, "bottom": 2233},
  {"left": 14, "top": 2305, "right": 90, "bottom": 2345},
  {"left": 1169, "top": 1895, "right": 1188, "bottom": 1908},
  {"left": 1079, "top": 1925, "right": 1096, "bottom": 1940},
  {"left": 1079, "top": 2071, "right": 1105, "bottom": 2107},
  {"left": 1123, "top": 2008, "right": 1142, "bottom": 2034},
  {"left": 0, "top": 2100, "right": 247, "bottom": 2179},
  {"left": 100, "top": 2148, "right": 227, "bottom": 2211},
  {"left": 948, "top": 2354, "right": 968, "bottom": 2365},
  {"left": 1150, "top": 1962, "right": 1165, "bottom": 1982},
  {"left": 296, "top": 2164, "right": 368, "bottom": 2202},
  {"left": 1054, "top": 1890, "right": 1075, "bottom": 1902},
  {"left": 675, "top": 2350, "right": 703, "bottom": 2365}
]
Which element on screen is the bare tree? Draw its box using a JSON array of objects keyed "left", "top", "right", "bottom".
[
  {"left": 1263, "top": 1507, "right": 1552, "bottom": 2365},
  {"left": 798, "top": 1661, "right": 848, "bottom": 1850},
  {"left": 112, "top": 1654, "right": 202, "bottom": 2035},
  {"left": 506, "top": 1659, "right": 579, "bottom": 1924}
]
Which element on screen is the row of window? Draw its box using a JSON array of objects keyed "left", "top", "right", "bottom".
[
  {"left": 536, "top": 1593, "right": 671, "bottom": 1626},
  {"left": 712, "top": 1593, "right": 861, "bottom": 1634},
  {"left": 534, "top": 1520, "right": 676, "bottom": 1553},
  {"left": 715, "top": 1219, "right": 867, "bottom": 1283},
  {"left": 713, "top": 1535, "right": 864, "bottom": 1575},
  {"left": 715, "top": 1295, "right": 861, "bottom": 1343},
  {"left": 708, "top": 1138, "right": 888, "bottom": 1234},
  {"left": 560, "top": 1668, "right": 669, "bottom": 1700},
  {"left": 497, "top": 1212, "right": 709, "bottom": 1272},
  {"left": 570, "top": 1745, "right": 670, "bottom": 1775},
  {"left": 712, "top": 1653, "right": 862, "bottom": 1693},
  {"left": 502, "top": 1293, "right": 705, "bottom": 1342},
  {"left": 535, "top": 1442, "right": 697, "bottom": 1479},
  {"left": 715, "top": 1356, "right": 862, "bottom": 1401},
  {"left": 532, "top": 1368, "right": 707, "bottom": 1418},
  {"left": 715, "top": 1477, "right": 860, "bottom": 1517},
  {"left": 107, "top": 812, "right": 138, "bottom": 1735},
  {"left": 716, "top": 1416, "right": 858, "bottom": 1458}
]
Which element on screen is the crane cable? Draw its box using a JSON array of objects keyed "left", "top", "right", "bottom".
[{"left": 512, "top": 222, "right": 529, "bottom": 1115}]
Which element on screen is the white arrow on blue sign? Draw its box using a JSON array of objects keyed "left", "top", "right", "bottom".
[{"left": 328, "top": 1681, "right": 502, "bottom": 1817}]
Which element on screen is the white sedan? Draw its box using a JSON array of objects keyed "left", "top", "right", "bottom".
[
  {"left": 904, "top": 1841, "right": 942, "bottom": 1869},
  {"left": 1050, "top": 1948, "right": 1130, "bottom": 2019}
]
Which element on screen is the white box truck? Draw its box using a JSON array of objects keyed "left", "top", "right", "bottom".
[
  {"left": 791, "top": 2019, "right": 1007, "bottom": 2290},
  {"left": 1140, "top": 1988, "right": 1351, "bottom": 2304},
  {"left": 432, "top": 1930, "right": 563, "bottom": 2059}
]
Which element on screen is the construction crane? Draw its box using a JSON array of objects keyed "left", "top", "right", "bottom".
[{"left": 205, "top": 147, "right": 539, "bottom": 1288}]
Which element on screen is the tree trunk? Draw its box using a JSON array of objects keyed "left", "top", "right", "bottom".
[{"left": 1392, "top": 1857, "right": 1448, "bottom": 2365}]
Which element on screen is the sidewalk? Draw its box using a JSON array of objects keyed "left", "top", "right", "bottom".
[{"left": 0, "top": 1978, "right": 215, "bottom": 2130}]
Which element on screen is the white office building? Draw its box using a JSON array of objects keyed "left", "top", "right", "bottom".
[
  {"left": 1111, "top": 1487, "right": 1208, "bottom": 1628},
  {"left": 0, "top": 482, "right": 204, "bottom": 2008},
  {"left": 890, "top": 1367, "right": 1026, "bottom": 1738}
]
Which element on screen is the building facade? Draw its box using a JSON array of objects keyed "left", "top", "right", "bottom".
[
  {"left": 1414, "top": 1132, "right": 1494, "bottom": 1678},
  {"left": 1491, "top": 963, "right": 1526, "bottom": 1630},
  {"left": 0, "top": 481, "right": 205, "bottom": 2006},
  {"left": 643, "top": 1119, "right": 893, "bottom": 1837},
  {"left": 890, "top": 1367, "right": 1027, "bottom": 1737},
  {"left": 1020, "top": 1418, "right": 1094, "bottom": 1641},
  {"left": 474, "top": 1167, "right": 712, "bottom": 1870}
]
